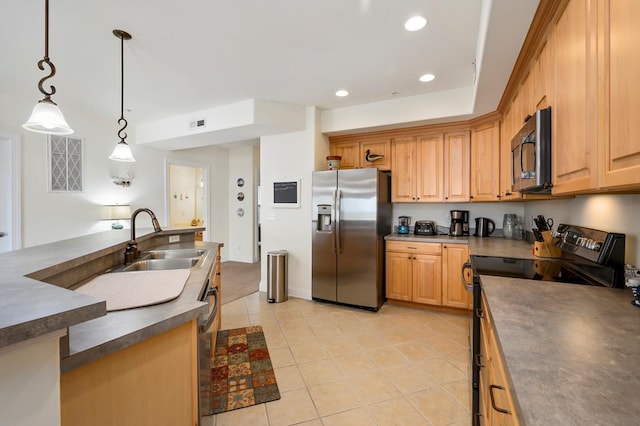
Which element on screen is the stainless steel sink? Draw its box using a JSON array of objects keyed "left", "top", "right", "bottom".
[
  {"left": 140, "top": 248, "right": 206, "bottom": 259},
  {"left": 115, "top": 258, "right": 200, "bottom": 272}
]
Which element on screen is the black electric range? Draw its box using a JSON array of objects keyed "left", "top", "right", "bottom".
[{"left": 467, "top": 224, "right": 626, "bottom": 425}]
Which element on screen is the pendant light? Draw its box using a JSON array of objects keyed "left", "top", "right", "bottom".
[
  {"left": 23, "top": 0, "right": 74, "bottom": 135},
  {"left": 109, "top": 29, "right": 136, "bottom": 162}
]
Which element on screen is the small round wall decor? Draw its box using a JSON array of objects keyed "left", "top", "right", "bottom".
[
  {"left": 236, "top": 178, "right": 245, "bottom": 187},
  {"left": 237, "top": 192, "right": 245, "bottom": 201}
]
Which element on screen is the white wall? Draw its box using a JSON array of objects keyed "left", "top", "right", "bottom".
[
  {"left": 0, "top": 91, "right": 230, "bottom": 253},
  {"left": 228, "top": 145, "right": 259, "bottom": 262},
  {"left": 524, "top": 195, "right": 640, "bottom": 267},
  {"left": 259, "top": 107, "right": 321, "bottom": 299}
]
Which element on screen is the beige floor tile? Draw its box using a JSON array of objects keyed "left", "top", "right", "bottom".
[
  {"left": 282, "top": 326, "right": 319, "bottom": 346},
  {"left": 200, "top": 414, "right": 214, "bottom": 426},
  {"left": 249, "top": 311, "right": 278, "bottom": 324},
  {"left": 323, "top": 337, "right": 362, "bottom": 358},
  {"left": 296, "top": 420, "right": 323, "bottom": 426},
  {"left": 321, "top": 407, "right": 376, "bottom": 426},
  {"left": 351, "top": 332, "right": 391, "bottom": 349},
  {"left": 274, "top": 365, "right": 306, "bottom": 392},
  {"left": 297, "top": 358, "right": 343, "bottom": 387},
  {"left": 348, "top": 372, "right": 400, "bottom": 404},
  {"left": 303, "top": 312, "right": 337, "bottom": 327},
  {"left": 393, "top": 340, "right": 440, "bottom": 362},
  {"left": 265, "top": 389, "right": 319, "bottom": 426},
  {"left": 339, "top": 322, "right": 374, "bottom": 337},
  {"left": 414, "top": 356, "right": 467, "bottom": 386},
  {"left": 365, "top": 346, "right": 410, "bottom": 369},
  {"left": 310, "top": 324, "right": 347, "bottom": 342},
  {"left": 269, "top": 346, "right": 296, "bottom": 368},
  {"left": 221, "top": 314, "right": 250, "bottom": 330},
  {"left": 447, "top": 347, "right": 472, "bottom": 374},
  {"left": 424, "top": 333, "right": 467, "bottom": 356},
  {"left": 368, "top": 396, "right": 430, "bottom": 425},
  {"left": 444, "top": 379, "right": 471, "bottom": 410},
  {"left": 332, "top": 352, "right": 377, "bottom": 377},
  {"left": 382, "top": 365, "right": 437, "bottom": 395},
  {"left": 289, "top": 340, "right": 330, "bottom": 364},
  {"left": 214, "top": 403, "right": 269, "bottom": 426},
  {"left": 308, "top": 381, "right": 361, "bottom": 417},
  {"left": 408, "top": 387, "right": 470, "bottom": 426}
]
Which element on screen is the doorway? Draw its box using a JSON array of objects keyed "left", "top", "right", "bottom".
[
  {"left": 166, "top": 160, "right": 209, "bottom": 241},
  {"left": 0, "top": 132, "right": 21, "bottom": 253}
]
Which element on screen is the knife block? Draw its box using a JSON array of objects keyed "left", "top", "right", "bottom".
[{"left": 534, "top": 231, "right": 562, "bottom": 258}]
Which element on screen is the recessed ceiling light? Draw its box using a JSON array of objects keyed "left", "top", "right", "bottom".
[
  {"left": 405, "top": 16, "right": 427, "bottom": 31},
  {"left": 419, "top": 73, "right": 435, "bottom": 82},
  {"left": 335, "top": 89, "right": 349, "bottom": 97}
]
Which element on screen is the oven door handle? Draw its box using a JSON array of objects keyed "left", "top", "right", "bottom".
[
  {"left": 462, "top": 262, "right": 474, "bottom": 292},
  {"left": 199, "top": 286, "right": 219, "bottom": 333}
]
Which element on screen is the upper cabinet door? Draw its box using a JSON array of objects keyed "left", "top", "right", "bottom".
[
  {"left": 551, "top": 0, "right": 599, "bottom": 194},
  {"left": 391, "top": 136, "right": 416, "bottom": 202},
  {"left": 598, "top": 0, "right": 640, "bottom": 189},
  {"left": 444, "top": 131, "right": 470, "bottom": 202},
  {"left": 471, "top": 121, "right": 501, "bottom": 202},
  {"left": 329, "top": 142, "right": 359, "bottom": 169},
  {"left": 416, "top": 134, "right": 444, "bottom": 202},
  {"left": 360, "top": 139, "right": 391, "bottom": 171}
]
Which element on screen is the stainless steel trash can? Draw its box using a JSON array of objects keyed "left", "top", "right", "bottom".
[{"left": 267, "top": 250, "right": 288, "bottom": 303}]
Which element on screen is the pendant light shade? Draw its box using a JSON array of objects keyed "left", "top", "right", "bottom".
[
  {"left": 23, "top": 0, "right": 74, "bottom": 135},
  {"left": 109, "top": 140, "right": 136, "bottom": 162},
  {"left": 110, "top": 29, "right": 135, "bottom": 162},
  {"left": 23, "top": 99, "right": 73, "bottom": 135}
]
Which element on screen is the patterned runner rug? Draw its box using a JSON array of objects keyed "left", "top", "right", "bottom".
[{"left": 200, "top": 325, "right": 281, "bottom": 415}]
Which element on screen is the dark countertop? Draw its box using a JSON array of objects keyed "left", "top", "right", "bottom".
[
  {"left": 481, "top": 276, "right": 640, "bottom": 425},
  {"left": 0, "top": 227, "right": 215, "bottom": 372}
]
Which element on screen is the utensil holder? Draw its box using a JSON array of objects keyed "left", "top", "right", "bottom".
[{"left": 534, "top": 231, "right": 562, "bottom": 258}]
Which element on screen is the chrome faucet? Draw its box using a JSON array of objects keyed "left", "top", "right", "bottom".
[{"left": 124, "top": 208, "right": 162, "bottom": 264}]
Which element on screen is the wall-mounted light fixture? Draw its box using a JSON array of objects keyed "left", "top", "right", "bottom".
[
  {"left": 101, "top": 204, "right": 131, "bottom": 229},
  {"left": 108, "top": 29, "right": 135, "bottom": 162},
  {"left": 23, "top": 0, "right": 74, "bottom": 135}
]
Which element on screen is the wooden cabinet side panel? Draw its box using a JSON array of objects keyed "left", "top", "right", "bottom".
[
  {"left": 598, "top": 0, "right": 640, "bottom": 188},
  {"left": 412, "top": 254, "right": 442, "bottom": 305},
  {"left": 551, "top": 0, "right": 598, "bottom": 194},
  {"left": 442, "top": 244, "right": 471, "bottom": 309},
  {"left": 444, "top": 131, "right": 471, "bottom": 202},
  {"left": 61, "top": 320, "right": 197, "bottom": 426}
]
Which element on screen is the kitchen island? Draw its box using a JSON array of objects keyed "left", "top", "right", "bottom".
[
  {"left": 480, "top": 275, "right": 640, "bottom": 425},
  {"left": 0, "top": 227, "right": 219, "bottom": 426}
]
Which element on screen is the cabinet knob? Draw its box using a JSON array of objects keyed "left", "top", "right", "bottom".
[
  {"left": 470, "top": 196, "right": 474, "bottom": 199},
  {"left": 505, "top": 192, "right": 512, "bottom": 196},
  {"left": 445, "top": 197, "right": 449, "bottom": 200}
]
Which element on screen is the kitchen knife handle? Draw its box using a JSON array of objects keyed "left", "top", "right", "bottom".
[{"left": 334, "top": 189, "right": 341, "bottom": 254}]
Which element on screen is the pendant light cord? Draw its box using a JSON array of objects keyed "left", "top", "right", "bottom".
[
  {"left": 37, "top": 0, "right": 57, "bottom": 101},
  {"left": 117, "top": 32, "right": 128, "bottom": 142}
]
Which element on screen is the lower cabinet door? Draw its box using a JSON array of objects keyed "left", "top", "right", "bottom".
[{"left": 412, "top": 254, "right": 442, "bottom": 305}]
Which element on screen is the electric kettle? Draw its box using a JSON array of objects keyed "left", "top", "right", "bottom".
[{"left": 474, "top": 217, "right": 495, "bottom": 237}]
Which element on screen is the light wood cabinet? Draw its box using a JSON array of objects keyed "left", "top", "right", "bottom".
[
  {"left": 391, "top": 134, "right": 444, "bottom": 202},
  {"left": 386, "top": 241, "right": 470, "bottom": 311},
  {"left": 329, "top": 138, "right": 391, "bottom": 170},
  {"left": 444, "top": 131, "right": 471, "bottom": 202},
  {"left": 442, "top": 244, "right": 471, "bottom": 309},
  {"left": 499, "top": 106, "right": 522, "bottom": 201},
  {"left": 479, "top": 294, "right": 519, "bottom": 425},
  {"left": 61, "top": 320, "right": 198, "bottom": 426},
  {"left": 597, "top": 0, "right": 640, "bottom": 189},
  {"left": 471, "top": 120, "right": 501, "bottom": 202},
  {"left": 550, "top": 0, "right": 599, "bottom": 194},
  {"left": 386, "top": 241, "right": 442, "bottom": 304}
]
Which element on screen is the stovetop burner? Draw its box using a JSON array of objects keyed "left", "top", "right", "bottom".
[{"left": 470, "top": 223, "right": 626, "bottom": 288}]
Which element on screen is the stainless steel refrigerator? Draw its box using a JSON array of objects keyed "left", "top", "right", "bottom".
[{"left": 312, "top": 168, "right": 391, "bottom": 311}]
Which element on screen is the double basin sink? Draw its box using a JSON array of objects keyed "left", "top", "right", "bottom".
[{"left": 108, "top": 248, "right": 206, "bottom": 273}]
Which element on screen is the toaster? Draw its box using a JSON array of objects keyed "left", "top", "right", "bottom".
[{"left": 414, "top": 220, "right": 437, "bottom": 236}]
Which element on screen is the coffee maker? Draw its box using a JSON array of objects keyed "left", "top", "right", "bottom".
[
  {"left": 449, "top": 210, "right": 469, "bottom": 236},
  {"left": 398, "top": 216, "right": 411, "bottom": 234}
]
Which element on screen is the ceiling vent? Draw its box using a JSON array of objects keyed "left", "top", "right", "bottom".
[{"left": 189, "top": 118, "right": 206, "bottom": 130}]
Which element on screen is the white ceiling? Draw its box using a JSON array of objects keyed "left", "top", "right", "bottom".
[{"left": 1, "top": 0, "right": 539, "bottom": 143}]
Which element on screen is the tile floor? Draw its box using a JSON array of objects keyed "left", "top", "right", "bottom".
[{"left": 203, "top": 292, "right": 472, "bottom": 426}]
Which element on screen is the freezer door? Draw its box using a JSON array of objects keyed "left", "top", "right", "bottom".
[
  {"left": 312, "top": 170, "right": 338, "bottom": 302},
  {"left": 336, "top": 168, "right": 384, "bottom": 308}
]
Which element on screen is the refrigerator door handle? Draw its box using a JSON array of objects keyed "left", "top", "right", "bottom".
[{"left": 334, "top": 189, "right": 342, "bottom": 254}]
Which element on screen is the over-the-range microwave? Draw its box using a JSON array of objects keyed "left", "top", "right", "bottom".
[{"left": 511, "top": 106, "right": 552, "bottom": 193}]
